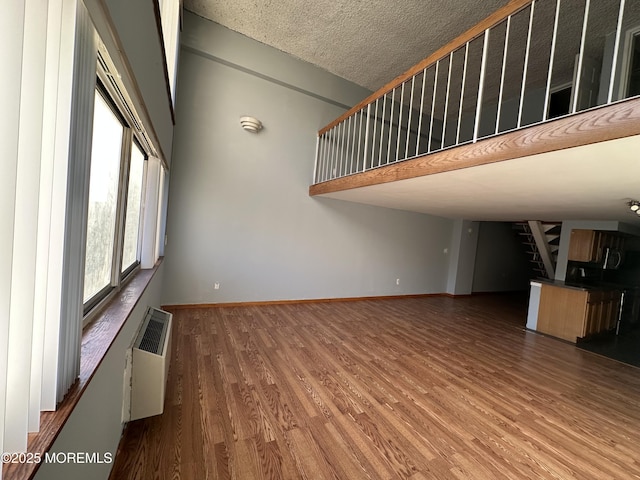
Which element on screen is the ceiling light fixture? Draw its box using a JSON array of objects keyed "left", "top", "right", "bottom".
[
  {"left": 629, "top": 200, "right": 640, "bottom": 212},
  {"left": 240, "top": 116, "right": 263, "bottom": 133}
]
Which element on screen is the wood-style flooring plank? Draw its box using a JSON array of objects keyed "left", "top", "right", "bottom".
[{"left": 110, "top": 294, "right": 640, "bottom": 480}]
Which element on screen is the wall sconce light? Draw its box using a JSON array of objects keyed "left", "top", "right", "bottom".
[
  {"left": 240, "top": 116, "right": 263, "bottom": 133},
  {"left": 629, "top": 200, "right": 640, "bottom": 216}
]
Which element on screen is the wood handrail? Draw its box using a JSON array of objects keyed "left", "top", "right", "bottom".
[
  {"left": 310, "top": 96, "right": 640, "bottom": 195},
  {"left": 318, "top": 0, "right": 534, "bottom": 136}
]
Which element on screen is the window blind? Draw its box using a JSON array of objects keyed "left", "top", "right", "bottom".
[{"left": 0, "top": 0, "right": 96, "bottom": 469}]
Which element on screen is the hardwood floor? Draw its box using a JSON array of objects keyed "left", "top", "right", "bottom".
[{"left": 109, "top": 294, "right": 640, "bottom": 479}]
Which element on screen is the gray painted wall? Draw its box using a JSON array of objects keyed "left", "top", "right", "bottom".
[
  {"left": 472, "top": 222, "right": 531, "bottom": 292},
  {"left": 85, "top": 0, "right": 174, "bottom": 164},
  {"left": 104, "top": 0, "right": 173, "bottom": 161},
  {"left": 33, "top": 265, "right": 165, "bottom": 480},
  {"left": 162, "top": 15, "right": 455, "bottom": 304}
]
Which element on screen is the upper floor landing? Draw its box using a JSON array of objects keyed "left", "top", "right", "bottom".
[{"left": 309, "top": 0, "right": 640, "bottom": 225}]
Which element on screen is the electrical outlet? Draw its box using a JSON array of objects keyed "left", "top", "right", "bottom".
[{"left": 214, "top": 282, "right": 220, "bottom": 290}]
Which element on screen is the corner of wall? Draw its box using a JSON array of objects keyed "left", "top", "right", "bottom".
[{"left": 446, "top": 219, "right": 479, "bottom": 295}]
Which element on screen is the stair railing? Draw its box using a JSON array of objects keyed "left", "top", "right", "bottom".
[{"left": 313, "top": 0, "right": 636, "bottom": 185}]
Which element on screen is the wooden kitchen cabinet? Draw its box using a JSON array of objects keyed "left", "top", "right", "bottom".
[
  {"left": 568, "top": 229, "right": 599, "bottom": 262},
  {"left": 568, "top": 229, "right": 625, "bottom": 262},
  {"left": 537, "top": 284, "right": 621, "bottom": 342}
]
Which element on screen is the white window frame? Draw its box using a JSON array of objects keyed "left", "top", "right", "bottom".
[{"left": 82, "top": 82, "right": 151, "bottom": 326}]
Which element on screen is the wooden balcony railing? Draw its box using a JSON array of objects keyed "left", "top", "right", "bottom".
[{"left": 312, "top": 0, "right": 640, "bottom": 185}]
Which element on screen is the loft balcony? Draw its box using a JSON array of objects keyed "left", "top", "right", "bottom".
[{"left": 309, "top": 0, "right": 640, "bottom": 223}]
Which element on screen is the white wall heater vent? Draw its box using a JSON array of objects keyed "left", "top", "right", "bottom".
[{"left": 128, "top": 307, "right": 172, "bottom": 422}]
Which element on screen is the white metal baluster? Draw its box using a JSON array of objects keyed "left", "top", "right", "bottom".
[
  {"left": 456, "top": 42, "right": 470, "bottom": 145},
  {"left": 320, "top": 132, "right": 327, "bottom": 182},
  {"left": 350, "top": 115, "right": 356, "bottom": 174},
  {"left": 324, "top": 131, "right": 335, "bottom": 181},
  {"left": 428, "top": 61, "right": 440, "bottom": 153},
  {"left": 386, "top": 88, "right": 396, "bottom": 164},
  {"left": 342, "top": 117, "right": 349, "bottom": 176},
  {"left": 344, "top": 120, "right": 350, "bottom": 175},
  {"left": 322, "top": 132, "right": 328, "bottom": 181},
  {"left": 343, "top": 119, "right": 350, "bottom": 175},
  {"left": 316, "top": 135, "right": 323, "bottom": 183},
  {"left": 441, "top": 53, "right": 454, "bottom": 149},
  {"left": 358, "top": 108, "right": 365, "bottom": 172},
  {"left": 338, "top": 120, "right": 347, "bottom": 177},
  {"left": 337, "top": 121, "right": 345, "bottom": 177},
  {"left": 351, "top": 112, "right": 359, "bottom": 172},
  {"left": 543, "top": 0, "right": 561, "bottom": 121},
  {"left": 416, "top": 67, "right": 427, "bottom": 156},
  {"left": 517, "top": 1, "right": 536, "bottom": 128},
  {"left": 405, "top": 76, "right": 416, "bottom": 159},
  {"left": 327, "top": 131, "right": 334, "bottom": 181},
  {"left": 378, "top": 94, "right": 387, "bottom": 166},
  {"left": 347, "top": 115, "right": 355, "bottom": 174},
  {"left": 369, "top": 100, "right": 378, "bottom": 169},
  {"left": 322, "top": 133, "right": 330, "bottom": 182},
  {"left": 342, "top": 120, "right": 349, "bottom": 176},
  {"left": 313, "top": 135, "right": 320, "bottom": 183},
  {"left": 396, "top": 82, "right": 405, "bottom": 161},
  {"left": 326, "top": 131, "right": 333, "bottom": 180},
  {"left": 608, "top": 0, "right": 626, "bottom": 103},
  {"left": 572, "top": 0, "right": 591, "bottom": 113},
  {"left": 474, "top": 30, "right": 490, "bottom": 142},
  {"left": 333, "top": 123, "right": 340, "bottom": 178},
  {"left": 496, "top": 16, "right": 511, "bottom": 134}
]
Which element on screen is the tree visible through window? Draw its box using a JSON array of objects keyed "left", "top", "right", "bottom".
[
  {"left": 122, "top": 142, "right": 145, "bottom": 274},
  {"left": 83, "top": 91, "right": 123, "bottom": 303}
]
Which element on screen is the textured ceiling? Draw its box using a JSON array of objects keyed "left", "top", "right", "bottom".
[{"left": 184, "top": 0, "right": 509, "bottom": 90}]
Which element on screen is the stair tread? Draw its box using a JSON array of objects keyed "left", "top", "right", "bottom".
[{"left": 544, "top": 225, "right": 562, "bottom": 235}]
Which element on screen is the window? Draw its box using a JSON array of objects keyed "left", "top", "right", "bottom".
[
  {"left": 84, "top": 90, "right": 124, "bottom": 304},
  {"left": 2, "top": 0, "right": 169, "bottom": 458},
  {"left": 159, "top": 0, "right": 182, "bottom": 105},
  {"left": 83, "top": 86, "right": 148, "bottom": 314},
  {"left": 122, "top": 141, "right": 145, "bottom": 275}
]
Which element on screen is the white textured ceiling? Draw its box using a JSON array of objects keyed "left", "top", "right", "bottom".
[{"left": 184, "top": 0, "right": 509, "bottom": 90}]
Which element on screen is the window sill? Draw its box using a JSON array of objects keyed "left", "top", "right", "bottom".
[{"left": 2, "top": 259, "right": 163, "bottom": 480}]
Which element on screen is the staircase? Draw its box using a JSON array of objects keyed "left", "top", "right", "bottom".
[{"left": 514, "top": 222, "right": 561, "bottom": 280}]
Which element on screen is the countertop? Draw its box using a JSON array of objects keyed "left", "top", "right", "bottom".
[{"left": 532, "top": 278, "right": 626, "bottom": 292}]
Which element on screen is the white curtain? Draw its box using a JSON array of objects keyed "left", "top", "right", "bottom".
[
  {"left": 0, "top": 0, "right": 96, "bottom": 466},
  {"left": 141, "top": 158, "right": 164, "bottom": 269}
]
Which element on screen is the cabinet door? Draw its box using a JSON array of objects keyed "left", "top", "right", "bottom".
[
  {"left": 538, "top": 285, "right": 589, "bottom": 342},
  {"left": 608, "top": 234, "right": 625, "bottom": 253},
  {"left": 598, "top": 233, "right": 625, "bottom": 263},
  {"left": 585, "top": 290, "right": 603, "bottom": 336},
  {"left": 594, "top": 232, "right": 606, "bottom": 263},
  {"left": 585, "top": 291, "right": 622, "bottom": 335},
  {"left": 568, "top": 229, "right": 597, "bottom": 262},
  {"left": 604, "top": 291, "right": 622, "bottom": 331}
]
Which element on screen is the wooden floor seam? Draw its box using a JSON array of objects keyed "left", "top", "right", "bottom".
[{"left": 110, "top": 294, "right": 640, "bottom": 480}]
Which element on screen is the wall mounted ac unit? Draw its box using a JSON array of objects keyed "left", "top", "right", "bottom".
[{"left": 127, "top": 306, "right": 172, "bottom": 422}]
